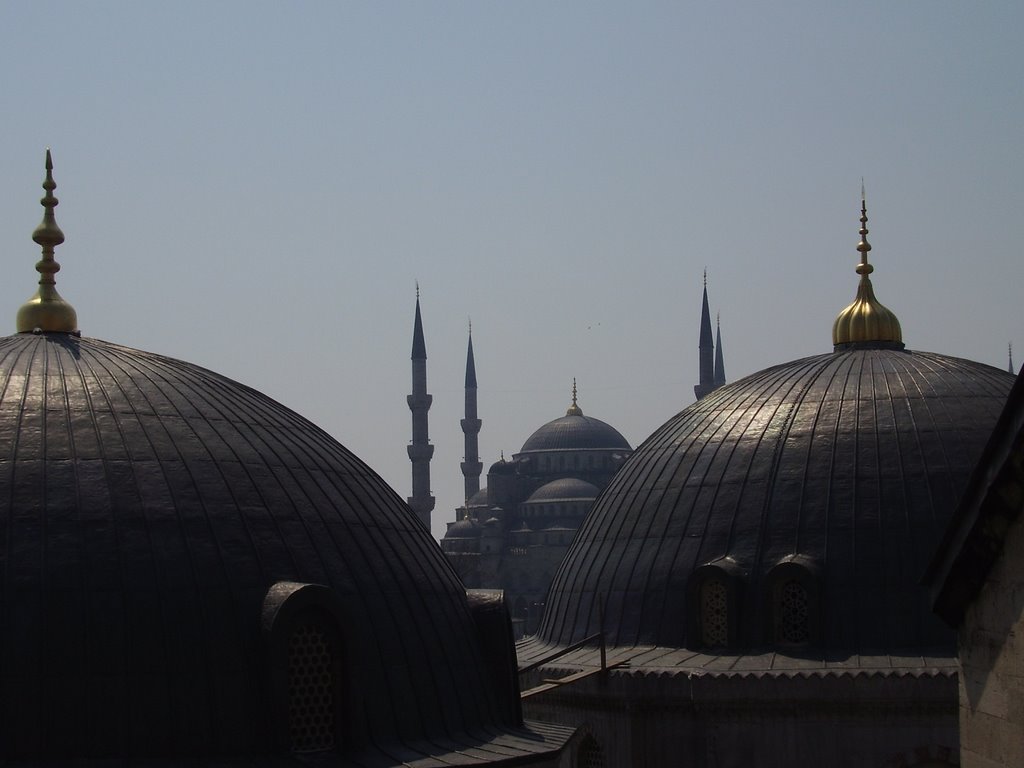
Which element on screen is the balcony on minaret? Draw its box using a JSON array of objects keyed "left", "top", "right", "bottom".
[
  {"left": 407, "top": 443, "right": 435, "bottom": 460},
  {"left": 407, "top": 393, "right": 433, "bottom": 409}
]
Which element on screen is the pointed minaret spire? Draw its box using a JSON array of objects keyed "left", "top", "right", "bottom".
[
  {"left": 694, "top": 270, "right": 718, "bottom": 400},
  {"left": 17, "top": 149, "right": 78, "bottom": 334},
  {"left": 1010, "top": 343, "right": 1015, "bottom": 375},
  {"left": 714, "top": 312, "right": 726, "bottom": 387},
  {"left": 461, "top": 318, "right": 483, "bottom": 502},
  {"left": 407, "top": 287, "right": 435, "bottom": 530}
]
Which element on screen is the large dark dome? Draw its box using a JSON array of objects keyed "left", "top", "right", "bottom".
[
  {"left": 0, "top": 332, "right": 538, "bottom": 759},
  {"left": 536, "top": 348, "right": 1016, "bottom": 653}
]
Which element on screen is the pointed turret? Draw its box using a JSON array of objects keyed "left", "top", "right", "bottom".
[
  {"left": 694, "top": 271, "right": 719, "bottom": 400},
  {"left": 461, "top": 320, "right": 483, "bottom": 503},
  {"left": 407, "top": 284, "right": 435, "bottom": 529},
  {"left": 714, "top": 312, "right": 726, "bottom": 388}
]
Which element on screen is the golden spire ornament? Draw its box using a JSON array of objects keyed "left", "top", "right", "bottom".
[
  {"left": 566, "top": 378, "right": 583, "bottom": 416},
  {"left": 17, "top": 150, "right": 79, "bottom": 334},
  {"left": 831, "top": 187, "right": 903, "bottom": 350}
]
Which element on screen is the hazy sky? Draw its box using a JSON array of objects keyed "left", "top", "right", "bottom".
[{"left": 2, "top": 2, "right": 1022, "bottom": 540}]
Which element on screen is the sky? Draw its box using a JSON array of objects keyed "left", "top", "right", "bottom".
[{"left": 2, "top": 1, "right": 1022, "bottom": 541}]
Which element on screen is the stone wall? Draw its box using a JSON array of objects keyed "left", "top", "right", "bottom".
[{"left": 959, "top": 505, "right": 1024, "bottom": 767}]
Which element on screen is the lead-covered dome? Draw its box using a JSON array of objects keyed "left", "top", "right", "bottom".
[
  {"left": 534, "top": 202, "right": 1017, "bottom": 657},
  {"left": 0, "top": 153, "right": 571, "bottom": 765},
  {"left": 538, "top": 349, "right": 1015, "bottom": 652},
  {"left": 0, "top": 333, "right": 515, "bottom": 756},
  {"left": 518, "top": 386, "right": 630, "bottom": 454}
]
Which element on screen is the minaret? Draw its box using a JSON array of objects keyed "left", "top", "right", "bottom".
[
  {"left": 407, "top": 285, "right": 435, "bottom": 529},
  {"left": 713, "top": 312, "right": 726, "bottom": 388},
  {"left": 694, "top": 270, "right": 717, "bottom": 400},
  {"left": 460, "top": 320, "right": 483, "bottom": 504}
]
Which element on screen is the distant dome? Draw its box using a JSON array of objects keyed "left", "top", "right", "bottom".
[
  {"left": 526, "top": 478, "right": 600, "bottom": 504},
  {"left": 536, "top": 348, "right": 1016, "bottom": 652},
  {"left": 0, "top": 333, "right": 520, "bottom": 758},
  {"left": 519, "top": 414, "right": 630, "bottom": 454},
  {"left": 467, "top": 488, "right": 489, "bottom": 507},
  {"left": 446, "top": 517, "right": 482, "bottom": 539}
]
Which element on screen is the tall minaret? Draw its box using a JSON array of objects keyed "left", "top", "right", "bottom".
[
  {"left": 694, "top": 270, "right": 717, "bottom": 400},
  {"left": 407, "top": 285, "right": 435, "bottom": 529},
  {"left": 714, "top": 312, "right": 726, "bottom": 388},
  {"left": 461, "top": 320, "right": 483, "bottom": 504}
]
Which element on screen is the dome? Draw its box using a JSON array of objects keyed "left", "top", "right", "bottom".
[
  {"left": 519, "top": 414, "right": 630, "bottom": 454},
  {"left": 0, "top": 151, "right": 573, "bottom": 765},
  {"left": 526, "top": 478, "right": 600, "bottom": 504},
  {"left": 0, "top": 332, "right": 527, "bottom": 757},
  {"left": 466, "top": 487, "right": 489, "bottom": 507},
  {"left": 446, "top": 517, "right": 483, "bottom": 538},
  {"left": 537, "top": 348, "right": 1016, "bottom": 652}
]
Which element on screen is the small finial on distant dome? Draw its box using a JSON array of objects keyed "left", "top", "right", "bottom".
[
  {"left": 831, "top": 187, "right": 903, "bottom": 351},
  {"left": 16, "top": 149, "right": 79, "bottom": 334},
  {"left": 1009, "top": 342, "right": 1015, "bottom": 374},
  {"left": 566, "top": 377, "right": 583, "bottom": 416}
]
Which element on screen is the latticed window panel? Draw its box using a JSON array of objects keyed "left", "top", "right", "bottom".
[
  {"left": 577, "top": 736, "right": 605, "bottom": 768},
  {"left": 699, "top": 579, "right": 729, "bottom": 648},
  {"left": 777, "top": 580, "right": 810, "bottom": 644},
  {"left": 287, "top": 622, "right": 336, "bottom": 753}
]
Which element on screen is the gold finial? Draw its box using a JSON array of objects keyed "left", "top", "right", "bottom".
[
  {"left": 831, "top": 188, "right": 903, "bottom": 350},
  {"left": 566, "top": 377, "right": 583, "bottom": 416},
  {"left": 17, "top": 149, "right": 79, "bottom": 334}
]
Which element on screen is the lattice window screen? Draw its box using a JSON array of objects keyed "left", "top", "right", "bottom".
[
  {"left": 288, "top": 622, "right": 336, "bottom": 753},
  {"left": 777, "top": 580, "right": 810, "bottom": 644},
  {"left": 700, "top": 579, "right": 729, "bottom": 647},
  {"left": 577, "top": 736, "right": 606, "bottom": 768}
]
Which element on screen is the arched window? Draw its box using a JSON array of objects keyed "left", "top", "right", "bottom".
[
  {"left": 764, "top": 556, "right": 819, "bottom": 648},
  {"left": 687, "top": 559, "right": 744, "bottom": 650},
  {"left": 577, "top": 735, "right": 605, "bottom": 768},
  {"left": 262, "top": 582, "right": 347, "bottom": 754}
]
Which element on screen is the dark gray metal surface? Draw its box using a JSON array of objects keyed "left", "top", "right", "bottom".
[
  {"left": 0, "top": 333, "right": 562, "bottom": 762},
  {"left": 536, "top": 348, "right": 1016, "bottom": 654}
]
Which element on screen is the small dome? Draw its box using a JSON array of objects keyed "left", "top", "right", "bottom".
[
  {"left": 526, "top": 478, "right": 600, "bottom": 504},
  {"left": 445, "top": 517, "right": 482, "bottom": 539},
  {"left": 466, "top": 487, "right": 489, "bottom": 508}
]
